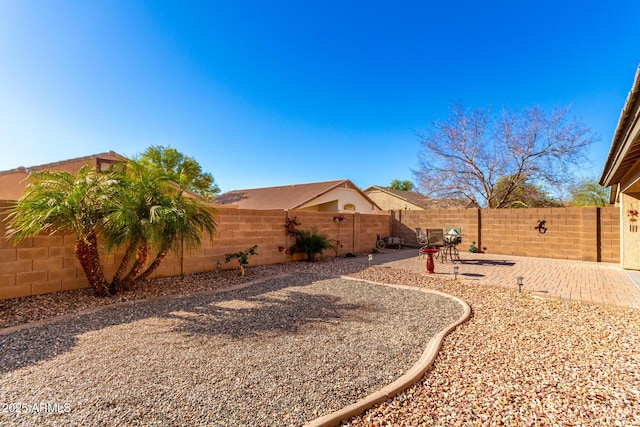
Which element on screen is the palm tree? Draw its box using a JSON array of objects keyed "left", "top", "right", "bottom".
[
  {"left": 104, "top": 159, "right": 216, "bottom": 289},
  {"left": 5, "top": 165, "right": 117, "bottom": 296},
  {"left": 6, "top": 152, "right": 217, "bottom": 297},
  {"left": 136, "top": 194, "right": 216, "bottom": 281},
  {"left": 104, "top": 160, "right": 170, "bottom": 291}
]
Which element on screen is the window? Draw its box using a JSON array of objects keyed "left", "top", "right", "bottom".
[
  {"left": 343, "top": 203, "right": 355, "bottom": 211},
  {"left": 96, "top": 158, "right": 118, "bottom": 172}
]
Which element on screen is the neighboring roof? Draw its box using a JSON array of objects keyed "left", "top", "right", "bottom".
[
  {"left": 600, "top": 65, "right": 640, "bottom": 187},
  {"left": 0, "top": 151, "right": 127, "bottom": 176},
  {"left": 364, "top": 185, "right": 475, "bottom": 209},
  {"left": 215, "top": 179, "right": 380, "bottom": 210}
]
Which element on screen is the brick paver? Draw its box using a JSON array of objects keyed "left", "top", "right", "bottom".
[{"left": 364, "top": 249, "right": 640, "bottom": 309}]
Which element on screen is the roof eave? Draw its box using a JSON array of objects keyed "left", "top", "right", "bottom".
[{"left": 600, "top": 65, "right": 640, "bottom": 187}]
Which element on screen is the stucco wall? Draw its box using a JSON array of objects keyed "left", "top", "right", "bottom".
[
  {"left": 619, "top": 193, "right": 640, "bottom": 269},
  {"left": 298, "top": 187, "right": 376, "bottom": 213},
  {"left": 365, "top": 190, "right": 423, "bottom": 211}
]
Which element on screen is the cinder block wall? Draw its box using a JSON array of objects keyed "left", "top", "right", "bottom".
[
  {"left": 0, "top": 211, "right": 91, "bottom": 300},
  {"left": 0, "top": 203, "right": 392, "bottom": 300},
  {"left": 599, "top": 207, "right": 620, "bottom": 263},
  {"left": 393, "top": 206, "right": 619, "bottom": 262},
  {"left": 0, "top": 202, "right": 620, "bottom": 301},
  {"left": 393, "top": 208, "right": 481, "bottom": 249}
]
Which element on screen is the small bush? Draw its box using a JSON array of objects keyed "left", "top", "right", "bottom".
[
  {"left": 289, "top": 229, "right": 334, "bottom": 262},
  {"left": 224, "top": 245, "right": 258, "bottom": 276}
]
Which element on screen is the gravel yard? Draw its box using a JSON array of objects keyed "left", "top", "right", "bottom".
[
  {"left": 0, "top": 260, "right": 462, "bottom": 426},
  {"left": 345, "top": 267, "right": 640, "bottom": 427},
  {"left": 2, "top": 254, "right": 640, "bottom": 426}
]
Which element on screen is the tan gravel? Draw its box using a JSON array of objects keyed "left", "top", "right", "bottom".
[
  {"left": 2, "top": 253, "right": 640, "bottom": 426},
  {"left": 344, "top": 266, "right": 640, "bottom": 427},
  {"left": 0, "top": 257, "right": 462, "bottom": 426},
  {"left": 0, "top": 258, "right": 369, "bottom": 330}
]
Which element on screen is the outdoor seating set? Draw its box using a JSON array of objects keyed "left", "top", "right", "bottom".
[{"left": 416, "top": 227, "right": 462, "bottom": 274}]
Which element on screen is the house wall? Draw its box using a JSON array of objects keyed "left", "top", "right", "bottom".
[
  {"left": 365, "top": 190, "right": 423, "bottom": 211},
  {"left": 0, "top": 171, "right": 30, "bottom": 201},
  {"left": 616, "top": 158, "right": 640, "bottom": 270},
  {"left": 298, "top": 187, "right": 377, "bottom": 213},
  {"left": 0, "top": 153, "right": 123, "bottom": 200},
  {"left": 619, "top": 193, "right": 640, "bottom": 269}
]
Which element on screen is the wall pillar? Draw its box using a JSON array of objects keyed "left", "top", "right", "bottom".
[{"left": 620, "top": 192, "right": 640, "bottom": 270}]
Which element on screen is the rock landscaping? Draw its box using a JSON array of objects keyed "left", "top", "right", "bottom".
[{"left": 1, "top": 255, "right": 639, "bottom": 426}]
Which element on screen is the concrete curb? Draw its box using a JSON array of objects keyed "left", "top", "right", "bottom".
[
  {"left": 1, "top": 272, "right": 472, "bottom": 427},
  {"left": 305, "top": 276, "right": 472, "bottom": 427}
]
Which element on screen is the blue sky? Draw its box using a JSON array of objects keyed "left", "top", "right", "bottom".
[{"left": 0, "top": 1, "right": 638, "bottom": 193}]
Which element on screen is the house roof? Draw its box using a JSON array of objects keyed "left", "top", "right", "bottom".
[
  {"left": 0, "top": 151, "right": 127, "bottom": 176},
  {"left": 215, "top": 179, "right": 380, "bottom": 210},
  {"left": 600, "top": 65, "right": 640, "bottom": 188},
  {"left": 364, "top": 185, "right": 474, "bottom": 209}
]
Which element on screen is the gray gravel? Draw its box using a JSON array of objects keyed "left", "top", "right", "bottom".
[
  {"left": 0, "top": 271, "right": 463, "bottom": 426},
  {"left": 5, "top": 251, "right": 639, "bottom": 426}
]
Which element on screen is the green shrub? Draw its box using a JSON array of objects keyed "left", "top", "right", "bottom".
[
  {"left": 289, "top": 229, "right": 334, "bottom": 262},
  {"left": 224, "top": 245, "right": 258, "bottom": 276}
]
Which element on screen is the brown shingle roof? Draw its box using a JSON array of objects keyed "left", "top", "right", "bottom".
[
  {"left": 364, "top": 185, "right": 474, "bottom": 209},
  {"left": 215, "top": 179, "right": 378, "bottom": 210}
]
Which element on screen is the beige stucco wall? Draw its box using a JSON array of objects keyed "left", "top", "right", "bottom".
[
  {"left": 619, "top": 192, "right": 640, "bottom": 269},
  {"left": 298, "top": 187, "right": 376, "bottom": 213},
  {"left": 615, "top": 156, "right": 640, "bottom": 269},
  {"left": 365, "top": 190, "right": 424, "bottom": 211},
  {"left": 0, "top": 172, "right": 30, "bottom": 200}
]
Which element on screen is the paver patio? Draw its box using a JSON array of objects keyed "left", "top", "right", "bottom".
[{"left": 363, "top": 249, "right": 640, "bottom": 309}]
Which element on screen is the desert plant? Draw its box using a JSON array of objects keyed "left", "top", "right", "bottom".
[
  {"left": 5, "top": 153, "right": 216, "bottom": 297},
  {"left": 5, "top": 166, "right": 118, "bottom": 296},
  {"left": 289, "top": 229, "right": 334, "bottom": 262},
  {"left": 224, "top": 245, "right": 259, "bottom": 276}
]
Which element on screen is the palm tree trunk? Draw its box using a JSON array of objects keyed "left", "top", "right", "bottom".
[
  {"left": 121, "top": 241, "right": 148, "bottom": 289},
  {"left": 110, "top": 240, "right": 138, "bottom": 292},
  {"left": 76, "top": 233, "right": 111, "bottom": 297},
  {"left": 136, "top": 246, "right": 169, "bottom": 282}
]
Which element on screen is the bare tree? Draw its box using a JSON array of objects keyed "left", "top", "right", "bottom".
[{"left": 414, "top": 102, "right": 595, "bottom": 208}]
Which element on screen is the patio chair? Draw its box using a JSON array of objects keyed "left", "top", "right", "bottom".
[
  {"left": 444, "top": 227, "right": 462, "bottom": 262},
  {"left": 426, "top": 229, "right": 444, "bottom": 248},
  {"left": 416, "top": 228, "right": 428, "bottom": 245},
  {"left": 416, "top": 227, "right": 428, "bottom": 257}
]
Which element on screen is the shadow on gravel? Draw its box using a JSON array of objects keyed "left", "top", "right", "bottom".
[
  {"left": 167, "top": 287, "right": 365, "bottom": 340},
  {"left": 0, "top": 274, "right": 365, "bottom": 373}
]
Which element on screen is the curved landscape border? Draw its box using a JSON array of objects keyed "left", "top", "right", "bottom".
[
  {"left": 306, "top": 276, "right": 472, "bottom": 427},
  {"left": 1, "top": 273, "right": 471, "bottom": 426}
]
